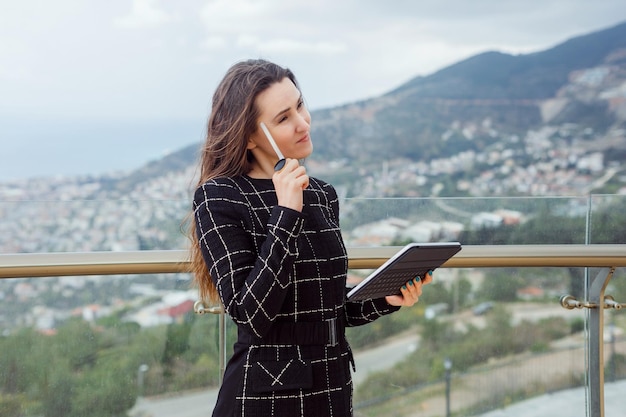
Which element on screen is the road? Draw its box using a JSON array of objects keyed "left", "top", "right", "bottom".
[
  {"left": 130, "top": 304, "right": 615, "bottom": 417},
  {"left": 477, "top": 379, "right": 626, "bottom": 417},
  {"left": 131, "top": 390, "right": 218, "bottom": 417},
  {"left": 352, "top": 331, "right": 420, "bottom": 385},
  {"left": 130, "top": 332, "right": 420, "bottom": 417}
]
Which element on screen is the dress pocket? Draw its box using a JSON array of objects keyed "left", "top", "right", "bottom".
[{"left": 249, "top": 358, "right": 313, "bottom": 393}]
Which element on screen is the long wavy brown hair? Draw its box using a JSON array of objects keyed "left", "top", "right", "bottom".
[{"left": 186, "top": 59, "right": 299, "bottom": 304}]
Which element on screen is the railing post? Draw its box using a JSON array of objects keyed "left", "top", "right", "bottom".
[
  {"left": 586, "top": 267, "right": 615, "bottom": 417},
  {"left": 218, "top": 309, "right": 226, "bottom": 385},
  {"left": 194, "top": 301, "right": 226, "bottom": 385}
]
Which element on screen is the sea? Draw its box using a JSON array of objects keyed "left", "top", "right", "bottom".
[{"left": 0, "top": 117, "right": 203, "bottom": 182}]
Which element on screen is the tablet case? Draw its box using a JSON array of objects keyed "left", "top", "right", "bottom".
[{"left": 346, "top": 242, "right": 462, "bottom": 301}]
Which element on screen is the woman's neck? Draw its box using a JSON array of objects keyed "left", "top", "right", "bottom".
[{"left": 246, "top": 161, "right": 274, "bottom": 179}]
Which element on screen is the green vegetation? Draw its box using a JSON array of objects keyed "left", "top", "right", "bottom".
[
  {"left": 354, "top": 309, "right": 626, "bottom": 417},
  {"left": 353, "top": 307, "right": 581, "bottom": 414},
  {"left": 0, "top": 312, "right": 228, "bottom": 417}
]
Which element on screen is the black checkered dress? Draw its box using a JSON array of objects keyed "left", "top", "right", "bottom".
[{"left": 194, "top": 175, "right": 399, "bottom": 417}]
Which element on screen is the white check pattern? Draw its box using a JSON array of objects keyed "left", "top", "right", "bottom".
[{"left": 193, "top": 175, "right": 399, "bottom": 417}]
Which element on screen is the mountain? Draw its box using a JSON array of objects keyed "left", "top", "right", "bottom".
[
  {"left": 396, "top": 21, "right": 626, "bottom": 100},
  {"left": 101, "top": 143, "right": 200, "bottom": 195},
  {"left": 309, "top": 21, "right": 626, "bottom": 165},
  {"left": 115, "top": 21, "right": 626, "bottom": 196}
]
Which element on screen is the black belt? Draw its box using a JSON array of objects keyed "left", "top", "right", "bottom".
[{"left": 239, "top": 318, "right": 341, "bottom": 347}]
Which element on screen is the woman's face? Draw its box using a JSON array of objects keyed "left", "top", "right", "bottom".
[{"left": 248, "top": 77, "right": 312, "bottom": 168}]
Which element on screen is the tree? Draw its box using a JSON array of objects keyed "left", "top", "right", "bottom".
[
  {"left": 161, "top": 314, "right": 195, "bottom": 378},
  {"left": 0, "top": 328, "right": 47, "bottom": 395},
  {"left": 54, "top": 318, "right": 99, "bottom": 371},
  {"left": 42, "top": 366, "right": 76, "bottom": 417},
  {"left": 69, "top": 361, "right": 136, "bottom": 417},
  {"left": 478, "top": 268, "right": 526, "bottom": 301}
]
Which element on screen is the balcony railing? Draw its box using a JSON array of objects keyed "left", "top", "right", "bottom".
[{"left": 1, "top": 244, "right": 625, "bottom": 417}]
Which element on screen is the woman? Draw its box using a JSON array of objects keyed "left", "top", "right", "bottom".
[{"left": 189, "top": 59, "right": 431, "bottom": 417}]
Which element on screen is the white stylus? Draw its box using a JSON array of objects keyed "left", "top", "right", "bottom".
[{"left": 260, "top": 122, "right": 286, "bottom": 171}]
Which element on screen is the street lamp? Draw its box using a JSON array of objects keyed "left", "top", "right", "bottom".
[
  {"left": 444, "top": 358, "right": 452, "bottom": 417},
  {"left": 137, "top": 364, "right": 149, "bottom": 398},
  {"left": 609, "top": 317, "right": 616, "bottom": 383}
]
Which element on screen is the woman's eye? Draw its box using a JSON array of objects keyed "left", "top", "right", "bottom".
[
  {"left": 297, "top": 99, "right": 304, "bottom": 109},
  {"left": 278, "top": 115, "right": 288, "bottom": 123}
]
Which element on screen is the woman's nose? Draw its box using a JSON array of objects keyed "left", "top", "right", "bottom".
[{"left": 296, "top": 111, "right": 310, "bottom": 131}]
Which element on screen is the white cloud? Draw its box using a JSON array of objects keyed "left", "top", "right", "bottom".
[
  {"left": 202, "top": 35, "right": 228, "bottom": 50},
  {"left": 199, "top": 0, "right": 271, "bottom": 33},
  {"left": 195, "top": 0, "right": 348, "bottom": 62},
  {"left": 114, "top": 0, "right": 173, "bottom": 28},
  {"left": 201, "top": 0, "right": 269, "bottom": 18},
  {"left": 234, "top": 35, "right": 258, "bottom": 49},
  {"left": 263, "top": 39, "right": 346, "bottom": 55},
  {"left": 232, "top": 35, "right": 346, "bottom": 55}
]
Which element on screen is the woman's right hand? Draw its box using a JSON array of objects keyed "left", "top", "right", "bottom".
[{"left": 273, "top": 158, "right": 309, "bottom": 212}]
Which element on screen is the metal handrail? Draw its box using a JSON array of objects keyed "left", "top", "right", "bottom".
[
  {"left": 2, "top": 244, "right": 626, "bottom": 278},
  {"left": 1, "top": 244, "right": 624, "bottom": 417}
]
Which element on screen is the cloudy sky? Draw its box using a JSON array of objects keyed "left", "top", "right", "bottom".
[{"left": 1, "top": 0, "right": 625, "bottom": 180}]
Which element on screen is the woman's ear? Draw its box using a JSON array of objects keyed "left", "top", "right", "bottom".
[{"left": 246, "top": 137, "right": 258, "bottom": 150}]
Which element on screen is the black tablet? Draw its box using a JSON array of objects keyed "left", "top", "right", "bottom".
[{"left": 346, "top": 242, "right": 462, "bottom": 301}]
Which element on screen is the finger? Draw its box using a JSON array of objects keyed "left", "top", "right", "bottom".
[
  {"left": 421, "top": 270, "right": 433, "bottom": 285},
  {"left": 400, "top": 285, "right": 418, "bottom": 307},
  {"left": 300, "top": 175, "right": 309, "bottom": 190},
  {"left": 291, "top": 164, "right": 309, "bottom": 189},
  {"left": 408, "top": 279, "right": 422, "bottom": 298},
  {"left": 274, "top": 160, "right": 303, "bottom": 183},
  {"left": 385, "top": 294, "right": 404, "bottom": 307},
  {"left": 293, "top": 164, "right": 307, "bottom": 178},
  {"left": 284, "top": 160, "right": 307, "bottom": 179},
  {"left": 413, "top": 276, "right": 422, "bottom": 288},
  {"left": 287, "top": 158, "right": 302, "bottom": 171},
  {"left": 276, "top": 158, "right": 298, "bottom": 173},
  {"left": 412, "top": 279, "right": 423, "bottom": 297},
  {"left": 401, "top": 282, "right": 419, "bottom": 305}
]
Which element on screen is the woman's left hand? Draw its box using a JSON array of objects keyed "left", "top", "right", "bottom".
[{"left": 385, "top": 271, "right": 433, "bottom": 307}]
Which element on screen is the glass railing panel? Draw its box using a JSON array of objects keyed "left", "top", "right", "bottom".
[
  {"left": 339, "top": 196, "right": 626, "bottom": 417},
  {"left": 0, "top": 273, "right": 226, "bottom": 416},
  {"left": 2, "top": 195, "right": 625, "bottom": 416},
  {"left": 4, "top": 270, "right": 619, "bottom": 417}
]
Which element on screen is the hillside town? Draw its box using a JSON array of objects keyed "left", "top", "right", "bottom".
[
  {"left": 1, "top": 120, "right": 624, "bottom": 333},
  {"left": 1, "top": 123, "right": 624, "bottom": 254},
  {"left": 1, "top": 60, "right": 626, "bottom": 334}
]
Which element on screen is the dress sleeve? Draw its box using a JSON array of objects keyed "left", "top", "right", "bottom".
[
  {"left": 344, "top": 297, "right": 400, "bottom": 327},
  {"left": 193, "top": 181, "right": 304, "bottom": 338}
]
